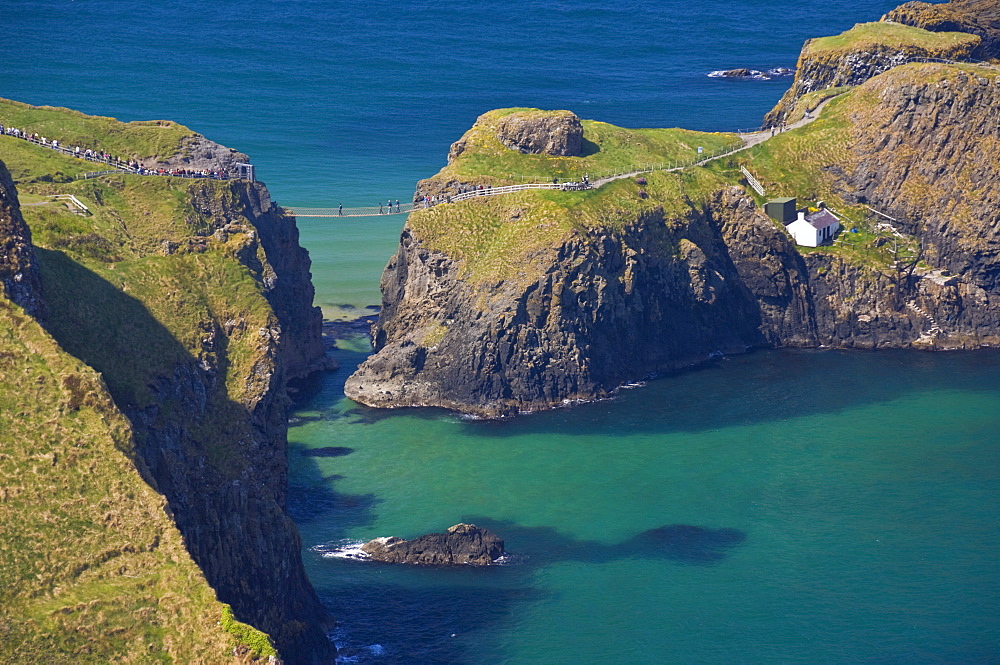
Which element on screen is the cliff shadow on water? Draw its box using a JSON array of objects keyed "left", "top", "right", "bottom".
[
  {"left": 449, "top": 347, "right": 1000, "bottom": 438},
  {"left": 34, "top": 247, "right": 334, "bottom": 664}
]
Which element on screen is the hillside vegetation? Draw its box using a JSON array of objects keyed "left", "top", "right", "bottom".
[
  {"left": 0, "top": 98, "right": 195, "bottom": 161},
  {"left": 0, "top": 299, "right": 274, "bottom": 662},
  {"left": 0, "top": 108, "right": 286, "bottom": 661}
]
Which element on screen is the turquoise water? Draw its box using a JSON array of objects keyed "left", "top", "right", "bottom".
[
  {"left": 10, "top": 0, "right": 1000, "bottom": 662},
  {"left": 291, "top": 349, "right": 1000, "bottom": 663}
]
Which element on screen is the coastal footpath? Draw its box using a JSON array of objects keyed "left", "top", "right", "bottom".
[
  {"left": 347, "top": 2, "right": 1000, "bottom": 418},
  {"left": 0, "top": 100, "right": 335, "bottom": 663}
]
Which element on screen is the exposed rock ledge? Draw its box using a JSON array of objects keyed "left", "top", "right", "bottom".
[{"left": 360, "top": 523, "right": 505, "bottom": 565}]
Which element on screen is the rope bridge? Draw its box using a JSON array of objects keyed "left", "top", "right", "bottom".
[{"left": 288, "top": 183, "right": 585, "bottom": 217}]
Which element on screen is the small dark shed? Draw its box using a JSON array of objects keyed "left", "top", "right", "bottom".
[{"left": 765, "top": 197, "right": 796, "bottom": 224}]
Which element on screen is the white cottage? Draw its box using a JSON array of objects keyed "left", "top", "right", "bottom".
[{"left": 787, "top": 209, "right": 840, "bottom": 247}]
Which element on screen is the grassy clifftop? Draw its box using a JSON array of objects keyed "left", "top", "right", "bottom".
[
  {"left": 410, "top": 108, "right": 739, "bottom": 286},
  {"left": 409, "top": 60, "right": 999, "bottom": 284},
  {"left": 0, "top": 98, "right": 195, "bottom": 161},
  {"left": 804, "top": 21, "right": 979, "bottom": 56},
  {"left": 5, "top": 137, "right": 276, "bottom": 416},
  {"left": 763, "top": 19, "right": 980, "bottom": 127}
]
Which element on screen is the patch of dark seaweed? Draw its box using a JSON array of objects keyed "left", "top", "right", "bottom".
[{"left": 301, "top": 446, "right": 355, "bottom": 458}]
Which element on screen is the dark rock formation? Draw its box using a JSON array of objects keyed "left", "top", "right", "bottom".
[
  {"left": 885, "top": 0, "right": 1000, "bottom": 59},
  {"left": 360, "top": 524, "right": 505, "bottom": 565},
  {"left": 189, "top": 180, "right": 335, "bottom": 378},
  {"left": 496, "top": 110, "right": 584, "bottom": 157},
  {"left": 833, "top": 64, "right": 1000, "bottom": 341},
  {"left": 124, "top": 179, "right": 336, "bottom": 664},
  {"left": 0, "top": 162, "right": 45, "bottom": 319},
  {"left": 0, "top": 160, "right": 43, "bottom": 319}
]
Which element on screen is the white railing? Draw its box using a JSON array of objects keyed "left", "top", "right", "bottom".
[
  {"left": 740, "top": 166, "right": 766, "bottom": 196},
  {"left": 48, "top": 194, "right": 90, "bottom": 214}
]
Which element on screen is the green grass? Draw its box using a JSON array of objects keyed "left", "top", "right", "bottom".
[
  {"left": 805, "top": 21, "right": 980, "bottom": 56},
  {"left": 781, "top": 86, "right": 854, "bottom": 124},
  {"left": 409, "top": 107, "right": 745, "bottom": 286},
  {"left": 221, "top": 605, "right": 278, "bottom": 658},
  {"left": 0, "top": 97, "right": 195, "bottom": 161},
  {"left": 437, "top": 108, "right": 741, "bottom": 185},
  {"left": 416, "top": 61, "right": 979, "bottom": 284},
  {"left": 410, "top": 164, "right": 729, "bottom": 287},
  {"left": 0, "top": 299, "right": 255, "bottom": 663},
  {"left": 0, "top": 135, "right": 84, "bottom": 183},
  {"left": 6, "top": 123, "right": 277, "bottom": 415}
]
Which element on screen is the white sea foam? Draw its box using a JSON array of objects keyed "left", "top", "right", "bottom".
[
  {"left": 493, "top": 553, "right": 527, "bottom": 566},
  {"left": 311, "top": 540, "right": 371, "bottom": 560},
  {"left": 621, "top": 380, "right": 647, "bottom": 390}
]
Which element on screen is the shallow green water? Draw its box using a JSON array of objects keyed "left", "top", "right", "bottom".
[
  {"left": 298, "top": 216, "right": 401, "bottom": 317},
  {"left": 290, "top": 343, "right": 1000, "bottom": 663}
]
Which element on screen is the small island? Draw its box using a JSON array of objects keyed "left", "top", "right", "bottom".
[{"left": 346, "top": 6, "right": 1000, "bottom": 418}]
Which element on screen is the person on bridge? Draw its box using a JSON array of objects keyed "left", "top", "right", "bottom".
[
  {"left": 395, "top": 200, "right": 400, "bottom": 213},
  {"left": 379, "top": 203, "right": 384, "bottom": 214},
  {"left": 339, "top": 204, "right": 343, "bottom": 216}
]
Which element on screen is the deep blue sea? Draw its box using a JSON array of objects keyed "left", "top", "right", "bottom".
[{"left": 8, "top": 1, "right": 1000, "bottom": 663}]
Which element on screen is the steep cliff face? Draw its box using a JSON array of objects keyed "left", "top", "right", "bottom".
[
  {"left": 840, "top": 66, "right": 1000, "bottom": 288},
  {"left": 348, "top": 190, "right": 771, "bottom": 417},
  {"left": 885, "top": 0, "right": 1000, "bottom": 59},
  {"left": 116, "top": 181, "right": 336, "bottom": 664},
  {"left": 763, "top": 21, "right": 979, "bottom": 127},
  {"left": 830, "top": 64, "right": 1000, "bottom": 345},
  {"left": 348, "top": 62, "right": 1000, "bottom": 417},
  {"left": 0, "top": 155, "right": 286, "bottom": 662},
  {"left": 189, "top": 180, "right": 333, "bottom": 380},
  {"left": 1, "top": 108, "right": 337, "bottom": 663},
  {"left": 0, "top": 161, "right": 43, "bottom": 318}
]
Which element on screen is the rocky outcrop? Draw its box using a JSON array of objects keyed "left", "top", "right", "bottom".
[
  {"left": 885, "top": 0, "right": 1000, "bottom": 59},
  {"left": 360, "top": 524, "right": 505, "bottom": 565},
  {"left": 190, "top": 180, "right": 334, "bottom": 378},
  {"left": 346, "top": 183, "right": 956, "bottom": 416},
  {"left": 496, "top": 110, "right": 584, "bottom": 156},
  {"left": 0, "top": 160, "right": 43, "bottom": 319},
  {"left": 152, "top": 134, "right": 252, "bottom": 174},
  {"left": 708, "top": 67, "right": 795, "bottom": 80},
  {"left": 763, "top": 23, "right": 979, "bottom": 127},
  {"left": 346, "top": 192, "right": 783, "bottom": 417},
  {"left": 829, "top": 64, "right": 1000, "bottom": 342}
]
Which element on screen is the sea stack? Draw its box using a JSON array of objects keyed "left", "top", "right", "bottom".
[{"left": 360, "top": 523, "right": 506, "bottom": 565}]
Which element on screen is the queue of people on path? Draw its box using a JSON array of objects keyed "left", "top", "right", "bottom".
[{"left": 0, "top": 123, "right": 232, "bottom": 180}]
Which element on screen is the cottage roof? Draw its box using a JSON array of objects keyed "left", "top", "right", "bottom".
[{"left": 805, "top": 209, "right": 839, "bottom": 230}]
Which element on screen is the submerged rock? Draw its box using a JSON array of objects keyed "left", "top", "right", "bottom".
[{"left": 360, "top": 523, "right": 505, "bottom": 565}]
